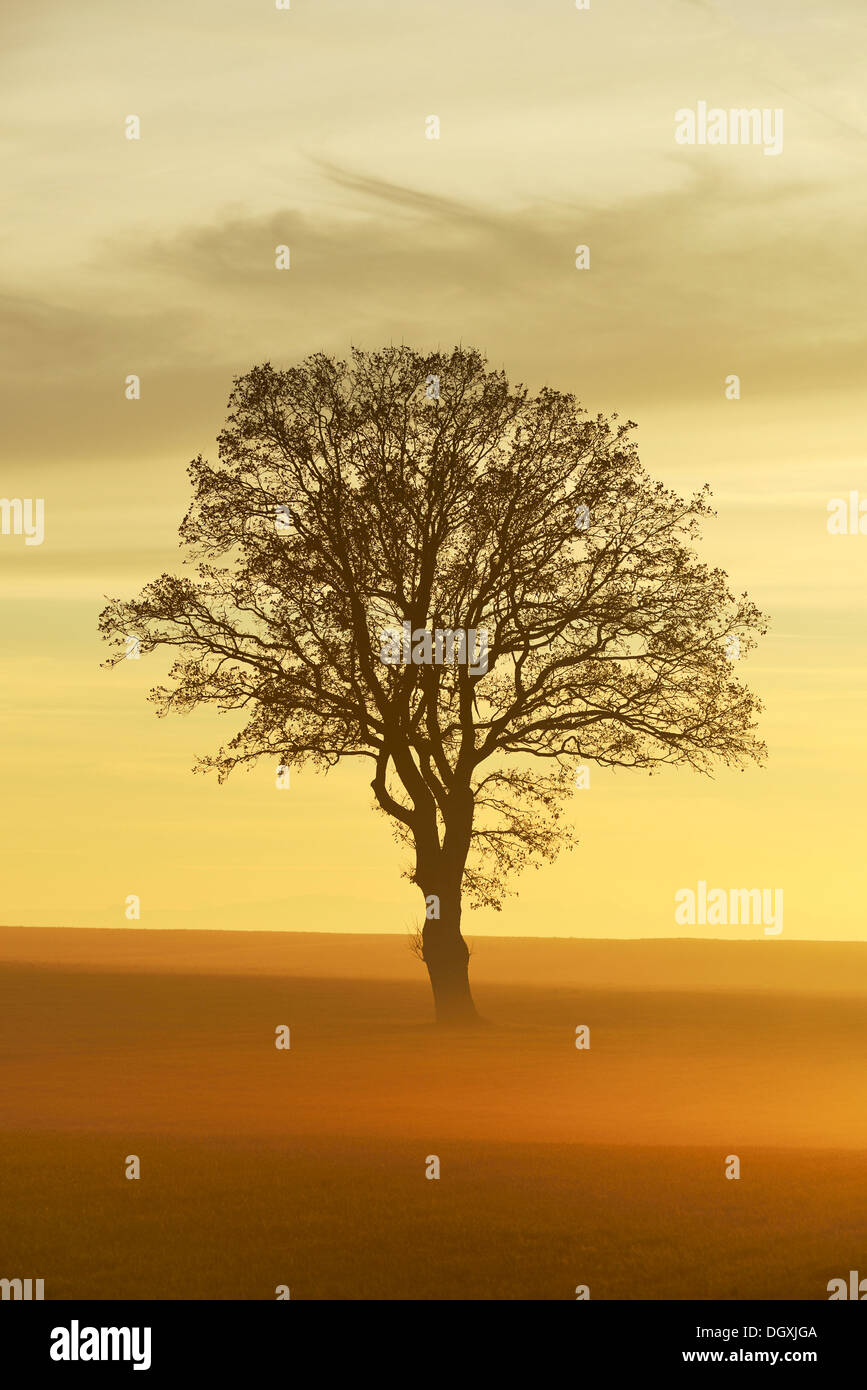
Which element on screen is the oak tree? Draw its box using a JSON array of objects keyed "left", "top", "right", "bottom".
[{"left": 99, "top": 346, "right": 767, "bottom": 1022}]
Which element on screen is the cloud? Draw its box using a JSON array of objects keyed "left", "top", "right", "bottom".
[{"left": 1, "top": 157, "right": 864, "bottom": 467}]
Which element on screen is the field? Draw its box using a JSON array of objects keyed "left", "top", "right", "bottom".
[{"left": 1, "top": 927, "right": 865, "bottom": 1299}]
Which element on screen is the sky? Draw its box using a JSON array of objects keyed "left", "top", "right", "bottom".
[{"left": 1, "top": 0, "right": 865, "bottom": 939}]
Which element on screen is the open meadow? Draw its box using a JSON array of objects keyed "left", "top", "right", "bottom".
[{"left": 1, "top": 928, "right": 865, "bottom": 1299}]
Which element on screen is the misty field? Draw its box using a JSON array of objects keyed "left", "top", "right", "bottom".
[{"left": 1, "top": 928, "right": 866, "bottom": 1299}]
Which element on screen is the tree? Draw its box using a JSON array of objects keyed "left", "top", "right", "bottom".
[{"left": 99, "top": 346, "right": 767, "bottom": 1023}]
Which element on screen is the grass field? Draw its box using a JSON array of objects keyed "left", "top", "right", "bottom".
[{"left": 1, "top": 928, "right": 865, "bottom": 1299}]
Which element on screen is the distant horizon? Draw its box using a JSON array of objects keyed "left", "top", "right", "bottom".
[{"left": 2, "top": 922, "right": 865, "bottom": 946}]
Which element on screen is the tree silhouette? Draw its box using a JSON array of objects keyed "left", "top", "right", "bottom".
[{"left": 99, "top": 346, "right": 767, "bottom": 1023}]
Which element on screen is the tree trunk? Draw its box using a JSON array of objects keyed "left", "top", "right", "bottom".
[{"left": 421, "top": 887, "right": 479, "bottom": 1025}]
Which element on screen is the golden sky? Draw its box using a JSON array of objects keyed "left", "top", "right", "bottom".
[{"left": 1, "top": 0, "right": 865, "bottom": 938}]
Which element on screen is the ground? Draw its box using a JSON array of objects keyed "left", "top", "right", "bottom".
[{"left": 1, "top": 927, "right": 865, "bottom": 1299}]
